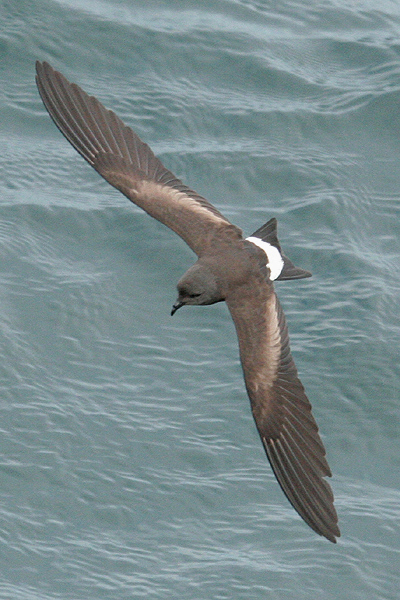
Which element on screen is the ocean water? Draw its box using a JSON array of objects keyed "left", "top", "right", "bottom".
[{"left": 1, "top": 0, "right": 400, "bottom": 598}]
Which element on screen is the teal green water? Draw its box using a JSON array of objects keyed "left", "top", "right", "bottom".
[{"left": 1, "top": 0, "right": 400, "bottom": 598}]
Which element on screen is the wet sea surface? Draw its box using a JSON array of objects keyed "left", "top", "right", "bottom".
[{"left": 1, "top": 1, "right": 400, "bottom": 598}]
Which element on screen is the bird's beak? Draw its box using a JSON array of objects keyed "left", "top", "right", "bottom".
[{"left": 171, "top": 300, "right": 184, "bottom": 316}]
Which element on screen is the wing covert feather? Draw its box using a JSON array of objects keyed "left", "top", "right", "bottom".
[
  {"left": 226, "top": 281, "right": 340, "bottom": 543},
  {"left": 35, "top": 61, "right": 241, "bottom": 255}
]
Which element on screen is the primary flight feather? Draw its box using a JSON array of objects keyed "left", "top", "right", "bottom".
[{"left": 35, "top": 61, "right": 340, "bottom": 542}]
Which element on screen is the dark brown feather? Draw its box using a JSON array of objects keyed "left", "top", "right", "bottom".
[
  {"left": 227, "top": 280, "right": 340, "bottom": 543},
  {"left": 35, "top": 61, "right": 241, "bottom": 256},
  {"left": 36, "top": 61, "right": 339, "bottom": 542}
]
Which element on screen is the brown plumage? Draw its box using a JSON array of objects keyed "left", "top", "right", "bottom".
[{"left": 35, "top": 61, "right": 340, "bottom": 542}]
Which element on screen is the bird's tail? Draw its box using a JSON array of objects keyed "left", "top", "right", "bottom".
[{"left": 250, "top": 218, "right": 312, "bottom": 281}]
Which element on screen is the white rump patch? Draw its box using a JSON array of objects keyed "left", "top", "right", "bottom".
[{"left": 246, "top": 237, "right": 284, "bottom": 281}]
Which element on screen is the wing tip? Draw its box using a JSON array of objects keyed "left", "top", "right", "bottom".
[
  {"left": 35, "top": 59, "right": 52, "bottom": 80},
  {"left": 263, "top": 436, "right": 340, "bottom": 543}
]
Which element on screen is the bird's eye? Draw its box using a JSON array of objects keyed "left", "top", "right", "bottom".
[{"left": 189, "top": 292, "right": 201, "bottom": 298}]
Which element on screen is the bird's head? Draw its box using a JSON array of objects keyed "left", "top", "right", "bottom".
[{"left": 171, "top": 262, "right": 223, "bottom": 315}]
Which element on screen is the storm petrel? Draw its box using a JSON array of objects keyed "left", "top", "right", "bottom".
[{"left": 35, "top": 61, "right": 340, "bottom": 542}]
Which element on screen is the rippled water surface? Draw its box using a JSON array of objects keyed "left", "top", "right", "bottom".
[{"left": 1, "top": 1, "right": 400, "bottom": 598}]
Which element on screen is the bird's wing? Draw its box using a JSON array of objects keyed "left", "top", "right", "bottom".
[
  {"left": 226, "top": 280, "right": 340, "bottom": 543},
  {"left": 35, "top": 61, "right": 241, "bottom": 256}
]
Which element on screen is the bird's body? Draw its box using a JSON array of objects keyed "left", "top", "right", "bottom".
[{"left": 35, "top": 61, "right": 340, "bottom": 542}]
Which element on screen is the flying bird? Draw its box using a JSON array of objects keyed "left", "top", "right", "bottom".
[{"left": 35, "top": 61, "right": 340, "bottom": 543}]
